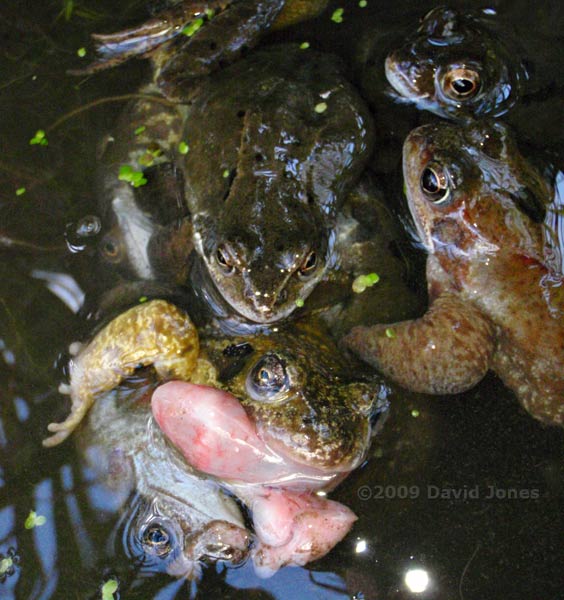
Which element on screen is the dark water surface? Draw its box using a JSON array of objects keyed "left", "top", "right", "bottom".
[{"left": 1, "top": 1, "right": 563, "bottom": 598}]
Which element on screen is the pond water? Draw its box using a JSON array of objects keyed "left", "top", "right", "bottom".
[{"left": 0, "top": 0, "right": 563, "bottom": 598}]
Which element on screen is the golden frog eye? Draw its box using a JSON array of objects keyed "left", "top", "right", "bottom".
[
  {"left": 247, "top": 353, "right": 289, "bottom": 401},
  {"left": 443, "top": 67, "right": 481, "bottom": 99},
  {"left": 215, "top": 244, "right": 236, "bottom": 275},
  {"left": 141, "top": 522, "right": 173, "bottom": 557},
  {"left": 298, "top": 250, "right": 318, "bottom": 279},
  {"left": 420, "top": 163, "right": 451, "bottom": 204}
]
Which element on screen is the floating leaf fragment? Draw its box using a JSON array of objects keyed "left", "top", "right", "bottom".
[
  {"left": 101, "top": 578, "right": 119, "bottom": 600},
  {"left": 25, "top": 511, "right": 47, "bottom": 529},
  {"left": 29, "top": 130, "right": 48, "bottom": 146},
  {"left": 352, "top": 272, "right": 380, "bottom": 293},
  {"left": 134, "top": 125, "right": 146, "bottom": 135},
  {"left": 118, "top": 165, "right": 147, "bottom": 188},
  {"left": 331, "top": 8, "right": 344, "bottom": 23},
  {"left": 178, "top": 141, "right": 189, "bottom": 155},
  {"left": 295, "top": 298, "right": 305, "bottom": 308},
  {"left": 138, "top": 296, "right": 148, "bottom": 303},
  {"left": 359, "top": 0, "right": 367, "bottom": 7},
  {"left": 385, "top": 328, "right": 396, "bottom": 339},
  {"left": 300, "top": 42, "right": 310, "bottom": 50},
  {"left": 182, "top": 18, "right": 204, "bottom": 37},
  {"left": 77, "top": 47, "right": 86, "bottom": 57},
  {"left": 314, "top": 102, "right": 328, "bottom": 114},
  {"left": 16, "top": 187, "right": 26, "bottom": 196},
  {"left": 222, "top": 169, "right": 230, "bottom": 178},
  {"left": 411, "top": 409, "right": 420, "bottom": 418}
]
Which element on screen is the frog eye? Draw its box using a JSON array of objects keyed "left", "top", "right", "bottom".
[
  {"left": 442, "top": 68, "right": 481, "bottom": 99},
  {"left": 100, "top": 235, "right": 124, "bottom": 263},
  {"left": 215, "top": 243, "right": 236, "bottom": 275},
  {"left": 420, "top": 163, "right": 451, "bottom": 204},
  {"left": 140, "top": 522, "right": 173, "bottom": 557},
  {"left": 247, "top": 353, "right": 289, "bottom": 401},
  {"left": 298, "top": 250, "right": 318, "bottom": 279}
]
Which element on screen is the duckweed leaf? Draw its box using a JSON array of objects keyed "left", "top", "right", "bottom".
[
  {"left": 182, "top": 18, "right": 204, "bottom": 37},
  {"left": 331, "top": 8, "right": 344, "bottom": 23},
  {"left": 15, "top": 187, "right": 26, "bottom": 196},
  {"left": 101, "top": 578, "right": 118, "bottom": 600},
  {"left": 29, "top": 130, "right": 48, "bottom": 146},
  {"left": 24, "top": 511, "right": 46, "bottom": 529}
]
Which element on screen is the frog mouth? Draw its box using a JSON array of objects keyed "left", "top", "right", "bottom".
[
  {"left": 151, "top": 381, "right": 351, "bottom": 489},
  {"left": 385, "top": 55, "right": 429, "bottom": 102}
]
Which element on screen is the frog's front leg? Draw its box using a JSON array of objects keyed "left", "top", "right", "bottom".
[
  {"left": 343, "top": 293, "right": 497, "bottom": 395},
  {"left": 156, "top": 0, "right": 286, "bottom": 91},
  {"left": 43, "top": 299, "right": 198, "bottom": 447}
]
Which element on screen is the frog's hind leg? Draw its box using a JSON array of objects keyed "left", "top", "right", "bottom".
[
  {"left": 343, "top": 293, "right": 497, "bottom": 395},
  {"left": 70, "top": 1, "right": 228, "bottom": 75},
  {"left": 43, "top": 300, "right": 199, "bottom": 447}
]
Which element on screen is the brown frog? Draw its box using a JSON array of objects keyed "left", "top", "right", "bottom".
[
  {"left": 344, "top": 120, "right": 564, "bottom": 426},
  {"left": 44, "top": 299, "right": 386, "bottom": 471}
]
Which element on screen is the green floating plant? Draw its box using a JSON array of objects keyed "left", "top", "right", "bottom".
[
  {"left": 352, "top": 273, "right": 380, "bottom": 293},
  {"left": 101, "top": 578, "right": 118, "bottom": 600},
  {"left": 118, "top": 165, "right": 147, "bottom": 188},
  {"left": 24, "top": 511, "right": 46, "bottom": 529},
  {"left": 331, "top": 8, "right": 344, "bottom": 23},
  {"left": 29, "top": 130, "right": 48, "bottom": 146}
]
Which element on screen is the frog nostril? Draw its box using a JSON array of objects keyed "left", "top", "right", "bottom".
[{"left": 276, "top": 289, "right": 288, "bottom": 305}]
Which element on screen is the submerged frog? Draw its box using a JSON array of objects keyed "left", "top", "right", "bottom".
[
  {"left": 80, "top": 378, "right": 250, "bottom": 579},
  {"left": 383, "top": 7, "right": 527, "bottom": 120},
  {"left": 344, "top": 120, "right": 564, "bottom": 425}
]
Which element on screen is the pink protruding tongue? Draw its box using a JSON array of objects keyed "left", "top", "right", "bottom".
[{"left": 152, "top": 381, "right": 296, "bottom": 484}]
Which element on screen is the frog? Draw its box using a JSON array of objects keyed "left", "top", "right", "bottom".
[
  {"left": 177, "top": 45, "right": 373, "bottom": 326},
  {"left": 44, "top": 298, "right": 388, "bottom": 574},
  {"left": 344, "top": 119, "right": 564, "bottom": 426},
  {"left": 44, "top": 299, "right": 384, "bottom": 466},
  {"left": 382, "top": 7, "right": 528, "bottom": 121},
  {"left": 79, "top": 376, "right": 250, "bottom": 579},
  {"left": 77, "top": 0, "right": 329, "bottom": 91}
]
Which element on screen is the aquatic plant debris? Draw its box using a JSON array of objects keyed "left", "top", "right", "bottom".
[
  {"left": 178, "top": 141, "right": 190, "bottom": 155},
  {"left": 222, "top": 169, "right": 230, "bottom": 178},
  {"left": 101, "top": 578, "right": 118, "bottom": 600},
  {"left": 29, "top": 130, "right": 48, "bottom": 146},
  {"left": 16, "top": 187, "right": 26, "bottom": 196},
  {"left": 118, "top": 164, "right": 147, "bottom": 187},
  {"left": 315, "top": 102, "right": 328, "bottom": 113},
  {"left": 77, "top": 47, "right": 86, "bottom": 57},
  {"left": 411, "top": 409, "right": 420, "bottom": 418},
  {"left": 138, "top": 296, "right": 148, "bottom": 303},
  {"left": 24, "top": 511, "right": 46, "bottom": 529},
  {"left": 134, "top": 125, "right": 146, "bottom": 135},
  {"left": 0, "top": 549, "right": 19, "bottom": 582},
  {"left": 300, "top": 42, "right": 310, "bottom": 49},
  {"left": 331, "top": 8, "right": 344, "bottom": 23},
  {"left": 352, "top": 273, "right": 380, "bottom": 293},
  {"left": 182, "top": 18, "right": 204, "bottom": 37},
  {"left": 359, "top": 0, "right": 367, "bottom": 7},
  {"left": 295, "top": 298, "right": 305, "bottom": 307},
  {"left": 385, "top": 328, "right": 396, "bottom": 339}
]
